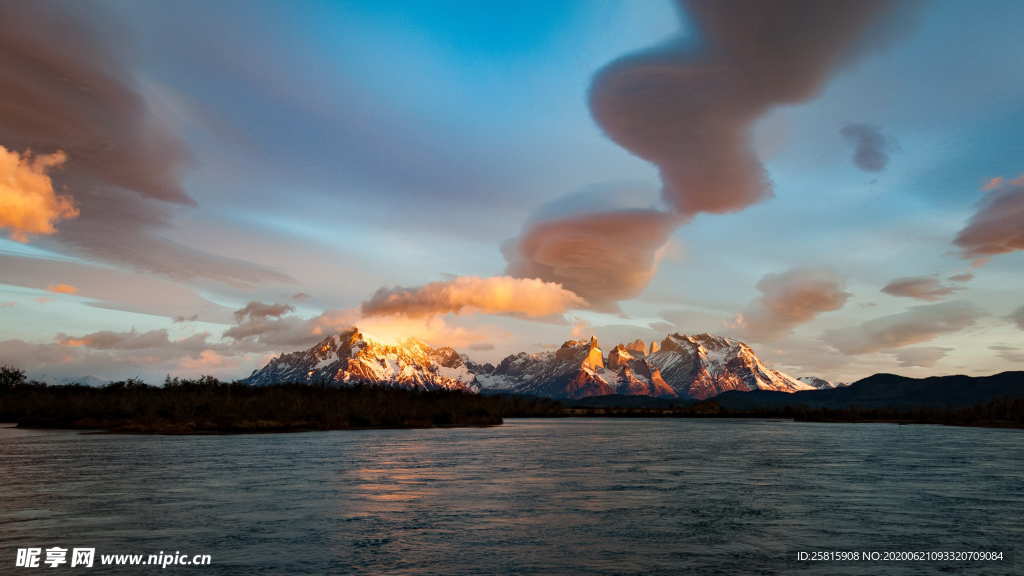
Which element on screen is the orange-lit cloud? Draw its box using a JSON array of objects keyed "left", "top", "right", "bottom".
[
  {"left": 356, "top": 315, "right": 506, "bottom": 350},
  {"left": 177, "top": 349, "right": 239, "bottom": 373},
  {"left": 361, "top": 276, "right": 585, "bottom": 319},
  {"left": 0, "top": 147, "right": 77, "bottom": 242},
  {"left": 954, "top": 175, "right": 1024, "bottom": 260},
  {"left": 222, "top": 301, "right": 506, "bottom": 353},
  {"left": 734, "top": 267, "right": 850, "bottom": 340},
  {"left": 47, "top": 283, "right": 79, "bottom": 295},
  {"left": 0, "top": 4, "right": 291, "bottom": 286}
]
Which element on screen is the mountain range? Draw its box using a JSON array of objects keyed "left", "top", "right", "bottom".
[{"left": 243, "top": 328, "right": 833, "bottom": 400}]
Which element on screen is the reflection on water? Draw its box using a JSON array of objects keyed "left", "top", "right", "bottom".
[{"left": 0, "top": 420, "right": 1021, "bottom": 575}]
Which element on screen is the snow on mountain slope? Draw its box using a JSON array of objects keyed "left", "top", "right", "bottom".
[
  {"left": 478, "top": 333, "right": 813, "bottom": 400},
  {"left": 798, "top": 376, "right": 841, "bottom": 390},
  {"left": 243, "top": 328, "right": 813, "bottom": 400},
  {"left": 243, "top": 328, "right": 478, "bottom": 392},
  {"left": 646, "top": 333, "right": 814, "bottom": 399}
]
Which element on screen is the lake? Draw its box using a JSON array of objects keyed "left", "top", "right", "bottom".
[{"left": 1, "top": 419, "right": 1020, "bottom": 574}]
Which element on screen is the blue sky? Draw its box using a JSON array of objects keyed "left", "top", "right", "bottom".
[{"left": 1, "top": 0, "right": 1022, "bottom": 383}]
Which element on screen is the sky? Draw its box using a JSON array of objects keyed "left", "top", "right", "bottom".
[{"left": 1, "top": 0, "right": 1022, "bottom": 384}]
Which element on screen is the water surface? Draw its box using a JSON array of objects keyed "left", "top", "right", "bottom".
[{"left": 1, "top": 419, "right": 1020, "bottom": 574}]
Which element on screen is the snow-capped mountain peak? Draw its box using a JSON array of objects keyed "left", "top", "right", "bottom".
[
  {"left": 243, "top": 329, "right": 815, "bottom": 400},
  {"left": 244, "top": 328, "right": 478, "bottom": 392}
]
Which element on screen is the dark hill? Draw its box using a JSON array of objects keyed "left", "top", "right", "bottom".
[{"left": 714, "top": 371, "right": 1024, "bottom": 411}]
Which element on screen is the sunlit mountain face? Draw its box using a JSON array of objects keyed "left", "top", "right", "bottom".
[
  {"left": 1, "top": 0, "right": 1023, "bottom": 386},
  {"left": 244, "top": 328, "right": 830, "bottom": 401}
]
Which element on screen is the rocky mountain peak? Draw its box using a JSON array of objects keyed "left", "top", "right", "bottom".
[
  {"left": 244, "top": 327, "right": 477, "bottom": 392},
  {"left": 244, "top": 329, "right": 817, "bottom": 401},
  {"left": 625, "top": 339, "right": 647, "bottom": 355},
  {"left": 607, "top": 344, "right": 635, "bottom": 371}
]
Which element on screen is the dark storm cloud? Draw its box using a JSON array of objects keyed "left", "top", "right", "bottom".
[
  {"left": 0, "top": 2, "right": 290, "bottom": 285},
  {"left": 840, "top": 123, "right": 894, "bottom": 172},
  {"left": 589, "top": 0, "right": 904, "bottom": 217}
]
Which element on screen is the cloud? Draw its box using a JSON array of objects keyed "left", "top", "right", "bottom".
[
  {"left": 889, "top": 346, "right": 952, "bottom": 367},
  {"left": 46, "top": 283, "right": 79, "bottom": 295},
  {"left": 954, "top": 175, "right": 1024, "bottom": 260},
  {"left": 233, "top": 301, "right": 295, "bottom": 322},
  {"left": 0, "top": 339, "right": 82, "bottom": 369},
  {"left": 660, "top": 308, "right": 731, "bottom": 334},
  {"left": 504, "top": 209, "right": 676, "bottom": 311},
  {"left": 840, "top": 123, "right": 895, "bottom": 172},
  {"left": 0, "top": 333, "right": 242, "bottom": 383},
  {"left": 948, "top": 273, "right": 974, "bottom": 283},
  {"left": 823, "top": 301, "right": 982, "bottom": 355},
  {"left": 58, "top": 329, "right": 211, "bottom": 353},
  {"left": 0, "top": 3, "right": 190, "bottom": 205},
  {"left": 881, "top": 276, "right": 958, "bottom": 301},
  {"left": 361, "top": 276, "right": 585, "bottom": 319},
  {"left": 1010, "top": 305, "right": 1024, "bottom": 330},
  {"left": 221, "top": 301, "right": 504, "bottom": 355},
  {"left": 0, "top": 147, "right": 78, "bottom": 242},
  {"left": 589, "top": 0, "right": 905, "bottom": 217},
  {"left": 990, "top": 345, "right": 1024, "bottom": 363},
  {"left": 223, "top": 304, "right": 362, "bottom": 350},
  {"left": 499, "top": 1, "right": 909, "bottom": 312},
  {"left": 292, "top": 292, "right": 311, "bottom": 301},
  {"left": 503, "top": 1, "right": 910, "bottom": 312},
  {"left": 177, "top": 349, "right": 239, "bottom": 374},
  {"left": 734, "top": 267, "right": 850, "bottom": 340},
  {"left": 0, "top": 254, "right": 238, "bottom": 323},
  {"left": 0, "top": 3, "right": 290, "bottom": 286}
]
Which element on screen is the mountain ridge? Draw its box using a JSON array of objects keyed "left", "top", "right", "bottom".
[
  {"left": 712, "top": 371, "right": 1024, "bottom": 411},
  {"left": 245, "top": 328, "right": 825, "bottom": 400}
]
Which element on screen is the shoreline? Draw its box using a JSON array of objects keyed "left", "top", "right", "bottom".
[{"left": 6, "top": 412, "right": 1021, "bottom": 435}]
